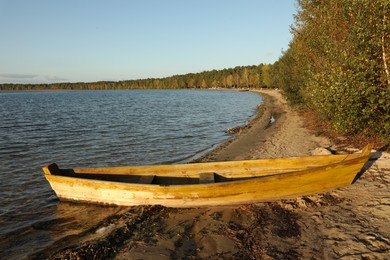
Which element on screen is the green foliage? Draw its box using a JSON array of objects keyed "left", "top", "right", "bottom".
[
  {"left": 270, "top": 0, "right": 390, "bottom": 139},
  {"left": 269, "top": 47, "right": 305, "bottom": 105},
  {"left": 0, "top": 64, "right": 271, "bottom": 91}
]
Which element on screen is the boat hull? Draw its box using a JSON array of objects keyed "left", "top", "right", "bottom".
[{"left": 43, "top": 145, "right": 372, "bottom": 207}]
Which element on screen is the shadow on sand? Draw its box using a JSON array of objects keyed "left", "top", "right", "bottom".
[{"left": 352, "top": 144, "right": 389, "bottom": 184}]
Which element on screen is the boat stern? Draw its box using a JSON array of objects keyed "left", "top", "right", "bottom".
[{"left": 361, "top": 143, "right": 374, "bottom": 157}]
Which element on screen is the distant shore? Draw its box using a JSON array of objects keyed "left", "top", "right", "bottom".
[{"left": 34, "top": 89, "right": 390, "bottom": 259}]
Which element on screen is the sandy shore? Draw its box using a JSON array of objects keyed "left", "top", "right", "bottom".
[{"left": 36, "top": 89, "right": 390, "bottom": 259}]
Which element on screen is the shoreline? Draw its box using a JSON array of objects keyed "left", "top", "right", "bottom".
[
  {"left": 193, "top": 90, "right": 272, "bottom": 162},
  {"left": 34, "top": 89, "right": 390, "bottom": 259},
  {"left": 197, "top": 88, "right": 330, "bottom": 163}
]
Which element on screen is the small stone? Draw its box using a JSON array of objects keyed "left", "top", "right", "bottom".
[{"left": 311, "top": 147, "right": 332, "bottom": 156}]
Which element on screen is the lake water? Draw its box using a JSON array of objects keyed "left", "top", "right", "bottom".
[{"left": 0, "top": 89, "right": 262, "bottom": 258}]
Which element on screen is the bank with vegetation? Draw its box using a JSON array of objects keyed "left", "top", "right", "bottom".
[{"left": 269, "top": 0, "right": 389, "bottom": 139}]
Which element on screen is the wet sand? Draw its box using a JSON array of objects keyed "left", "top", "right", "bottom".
[{"left": 34, "top": 89, "right": 390, "bottom": 259}]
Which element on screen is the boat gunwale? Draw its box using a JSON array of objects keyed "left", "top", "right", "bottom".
[
  {"left": 43, "top": 148, "right": 371, "bottom": 189},
  {"left": 44, "top": 144, "right": 372, "bottom": 180},
  {"left": 72, "top": 153, "right": 354, "bottom": 173}
]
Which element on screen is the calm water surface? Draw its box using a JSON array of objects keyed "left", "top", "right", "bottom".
[{"left": 0, "top": 89, "right": 262, "bottom": 258}]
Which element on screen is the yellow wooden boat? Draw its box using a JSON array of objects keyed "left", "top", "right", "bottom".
[{"left": 43, "top": 144, "right": 372, "bottom": 207}]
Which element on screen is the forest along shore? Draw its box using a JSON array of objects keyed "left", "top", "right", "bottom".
[{"left": 35, "top": 89, "right": 390, "bottom": 259}]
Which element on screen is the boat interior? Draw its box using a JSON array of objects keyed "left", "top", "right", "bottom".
[
  {"left": 57, "top": 169, "right": 259, "bottom": 185},
  {"left": 44, "top": 144, "right": 372, "bottom": 186}
]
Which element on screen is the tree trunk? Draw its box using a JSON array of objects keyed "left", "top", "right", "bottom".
[{"left": 382, "top": 14, "right": 390, "bottom": 86}]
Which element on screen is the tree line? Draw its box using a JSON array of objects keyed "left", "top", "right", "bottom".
[
  {"left": 269, "top": 0, "right": 389, "bottom": 139},
  {"left": 0, "top": 64, "right": 271, "bottom": 91}
]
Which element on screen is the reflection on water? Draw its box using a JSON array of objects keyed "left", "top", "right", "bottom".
[
  {"left": 0, "top": 90, "right": 262, "bottom": 258},
  {"left": 52, "top": 202, "right": 128, "bottom": 239},
  {"left": 0, "top": 201, "right": 126, "bottom": 259}
]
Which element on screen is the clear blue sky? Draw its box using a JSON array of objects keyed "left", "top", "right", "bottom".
[{"left": 0, "top": 0, "right": 296, "bottom": 84}]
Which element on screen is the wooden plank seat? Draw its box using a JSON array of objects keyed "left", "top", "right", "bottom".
[
  {"left": 199, "top": 172, "right": 215, "bottom": 184},
  {"left": 138, "top": 175, "right": 155, "bottom": 184}
]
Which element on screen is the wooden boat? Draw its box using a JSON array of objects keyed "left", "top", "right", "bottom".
[{"left": 43, "top": 144, "right": 372, "bottom": 207}]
